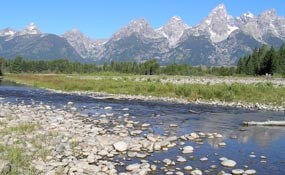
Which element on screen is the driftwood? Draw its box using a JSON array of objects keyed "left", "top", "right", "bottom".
[{"left": 243, "top": 120, "right": 285, "bottom": 126}]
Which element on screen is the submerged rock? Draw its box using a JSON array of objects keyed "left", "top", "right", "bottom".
[
  {"left": 221, "top": 159, "right": 237, "bottom": 168},
  {"left": 182, "top": 146, "right": 194, "bottom": 154}
]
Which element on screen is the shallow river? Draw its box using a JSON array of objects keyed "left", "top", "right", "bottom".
[{"left": 0, "top": 80, "right": 285, "bottom": 175}]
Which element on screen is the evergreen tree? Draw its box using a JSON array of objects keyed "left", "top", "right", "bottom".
[
  {"left": 278, "top": 44, "right": 285, "bottom": 74},
  {"left": 11, "top": 56, "right": 24, "bottom": 73}
]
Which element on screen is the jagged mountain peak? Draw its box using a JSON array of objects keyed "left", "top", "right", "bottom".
[
  {"left": 125, "top": 18, "right": 152, "bottom": 33},
  {"left": 0, "top": 28, "right": 17, "bottom": 37},
  {"left": 194, "top": 3, "right": 238, "bottom": 43},
  {"left": 62, "top": 28, "right": 105, "bottom": 59},
  {"left": 69, "top": 28, "right": 83, "bottom": 34},
  {"left": 243, "top": 12, "right": 255, "bottom": 18},
  {"left": 63, "top": 28, "right": 86, "bottom": 38},
  {"left": 209, "top": 4, "right": 227, "bottom": 16},
  {"left": 170, "top": 16, "right": 182, "bottom": 21},
  {"left": 21, "top": 22, "right": 41, "bottom": 35},
  {"left": 157, "top": 16, "right": 190, "bottom": 46},
  {"left": 129, "top": 18, "right": 148, "bottom": 25},
  {"left": 111, "top": 18, "right": 162, "bottom": 41},
  {"left": 236, "top": 12, "right": 256, "bottom": 25},
  {"left": 207, "top": 4, "right": 233, "bottom": 22},
  {"left": 260, "top": 8, "right": 277, "bottom": 17}
]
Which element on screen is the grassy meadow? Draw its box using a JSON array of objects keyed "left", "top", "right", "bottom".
[{"left": 4, "top": 74, "right": 285, "bottom": 107}]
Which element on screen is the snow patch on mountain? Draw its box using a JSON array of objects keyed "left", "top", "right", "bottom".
[
  {"left": 0, "top": 28, "right": 17, "bottom": 37},
  {"left": 156, "top": 16, "right": 190, "bottom": 47},
  {"left": 192, "top": 4, "right": 239, "bottom": 43},
  {"left": 20, "top": 23, "right": 41, "bottom": 35}
]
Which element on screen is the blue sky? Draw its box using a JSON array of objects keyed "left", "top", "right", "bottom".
[{"left": 1, "top": 0, "right": 284, "bottom": 39}]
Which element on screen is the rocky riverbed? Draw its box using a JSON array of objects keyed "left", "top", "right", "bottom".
[
  {"left": 1, "top": 82, "right": 285, "bottom": 175},
  {"left": 0, "top": 101, "right": 262, "bottom": 175}
]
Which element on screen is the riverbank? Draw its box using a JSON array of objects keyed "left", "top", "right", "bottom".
[
  {"left": 4, "top": 74, "right": 285, "bottom": 111},
  {"left": 0, "top": 96, "right": 263, "bottom": 175}
]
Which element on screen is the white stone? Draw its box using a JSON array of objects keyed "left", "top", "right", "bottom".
[
  {"left": 184, "top": 166, "right": 193, "bottom": 171},
  {"left": 219, "top": 157, "right": 228, "bottom": 161},
  {"left": 177, "top": 156, "right": 186, "bottom": 162},
  {"left": 232, "top": 169, "right": 244, "bottom": 174},
  {"left": 190, "top": 133, "right": 199, "bottom": 139},
  {"left": 87, "top": 154, "right": 96, "bottom": 163},
  {"left": 244, "top": 169, "right": 256, "bottom": 174},
  {"left": 163, "top": 159, "right": 172, "bottom": 165},
  {"left": 216, "top": 134, "right": 223, "bottom": 138},
  {"left": 200, "top": 157, "right": 208, "bottom": 161},
  {"left": 191, "top": 169, "right": 203, "bottom": 175},
  {"left": 150, "top": 165, "right": 157, "bottom": 171},
  {"left": 182, "top": 146, "right": 194, "bottom": 154},
  {"left": 126, "top": 163, "right": 141, "bottom": 171},
  {"left": 113, "top": 141, "right": 128, "bottom": 152},
  {"left": 221, "top": 159, "right": 237, "bottom": 168},
  {"left": 218, "top": 142, "right": 226, "bottom": 146}
]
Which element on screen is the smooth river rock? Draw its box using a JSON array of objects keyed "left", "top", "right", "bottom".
[
  {"left": 232, "top": 169, "right": 244, "bottom": 174},
  {"left": 221, "top": 159, "right": 237, "bottom": 168},
  {"left": 182, "top": 146, "right": 194, "bottom": 154},
  {"left": 244, "top": 169, "right": 257, "bottom": 174},
  {"left": 190, "top": 169, "right": 203, "bottom": 175},
  {"left": 126, "top": 163, "right": 141, "bottom": 171},
  {"left": 113, "top": 141, "right": 128, "bottom": 152}
]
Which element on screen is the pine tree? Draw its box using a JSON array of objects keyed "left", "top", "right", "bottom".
[
  {"left": 278, "top": 44, "right": 285, "bottom": 74},
  {"left": 11, "top": 56, "right": 24, "bottom": 73},
  {"left": 261, "top": 47, "right": 276, "bottom": 75},
  {"left": 237, "top": 56, "right": 246, "bottom": 74}
]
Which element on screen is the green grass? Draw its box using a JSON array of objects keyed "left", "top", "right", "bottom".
[
  {"left": 0, "top": 121, "right": 46, "bottom": 174},
  {"left": 0, "top": 144, "right": 37, "bottom": 175},
  {"left": 4, "top": 74, "right": 285, "bottom": 106},
  {"left": 1, "top": 123, "right": 38, "bottom": 135}
]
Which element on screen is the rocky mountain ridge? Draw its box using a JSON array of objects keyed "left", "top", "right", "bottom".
[{"left": 1, "top": 4, "right": 285, "bottom": 65}]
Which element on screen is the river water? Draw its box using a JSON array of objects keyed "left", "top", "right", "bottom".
[{"left": 0, "top": 80, "right": 285, "bottom": 174}]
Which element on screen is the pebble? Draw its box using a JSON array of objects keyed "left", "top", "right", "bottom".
[
  {"left": 163, "top": 159, "right": 172, "bottom": 166},
  {"left": 104, "top": 106, "right": 112, "bottom": 110},
  {"left": 219, "top": 157, "right": 228, "bottom": 161},
  {"left": 177, "top": 156, "right": 187, "bottom": 162},
  {"left": 232, "top": 169, "right": 244, "bottom": 174},
  {"left": 190, "top": 169, "right": 203, "bottom": 175},
  {"left": 182, "top": 146, "right": 194, "bottom": 154},
  {"left": 200, "top": 157, "right": 208, "bottom": 161},
  {"left": 218, "top": 142, "right": 226, "bottom": 147},
  {"left": 249, "top": 154, "right": 256, "bottom": 158},
  {"left": 221, "top": 159, "right": 237, "bottom": 168},
  {"left": 113, "top": 141, "right": 128, "bottom": 152},
  {"left": 244, "top": 169, "right": 257, "bottom": 174},
  {"left": 126, "top": 163, "right": 140, "bottom": 171},
  {"left": 184, "top": 166, "right": 193, "bottom": 171}
]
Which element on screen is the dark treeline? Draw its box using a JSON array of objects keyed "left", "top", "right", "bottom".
[
  {"left": 237, "top": 44, "right": 285, "bottom": 75},
  {"left": 0, "top": 56, "right": 236, "bottom": 76}
]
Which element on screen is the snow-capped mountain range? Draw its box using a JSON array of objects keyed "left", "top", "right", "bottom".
[{"left": 1, "top": 4, "right": 285, "bottom": 65}]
